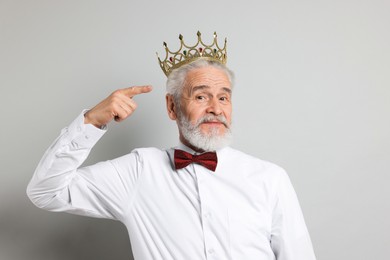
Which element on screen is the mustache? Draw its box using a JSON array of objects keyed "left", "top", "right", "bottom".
[{"left": 196, "top": 114, "right": 229, "bottom": 128}]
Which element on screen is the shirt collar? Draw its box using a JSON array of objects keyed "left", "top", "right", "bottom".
[
  {"left": 175, "top": 142, "right": 198, "bottom": 154},
  {"left": 174, "top": 142, "right": 228, "bottom": 155}
]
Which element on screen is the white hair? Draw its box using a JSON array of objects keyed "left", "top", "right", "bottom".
[{"left": 166, "top": 59, "right": 235, "bottom": 107}]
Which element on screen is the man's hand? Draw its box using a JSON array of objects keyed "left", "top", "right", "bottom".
[{"left": 84, "top": 85, "right": 153, "bottom": 128}]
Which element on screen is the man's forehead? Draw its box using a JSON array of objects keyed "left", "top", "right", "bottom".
[
  {"left": 184, "top": 68, "right": 231, "bottom": 90},
  {"left": 190, "top": 85, "right": 232, "bottom": 94}
]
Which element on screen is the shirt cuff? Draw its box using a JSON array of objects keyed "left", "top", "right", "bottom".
[{"left": 63, "top": 110, "right": 107, "bottom": 149}]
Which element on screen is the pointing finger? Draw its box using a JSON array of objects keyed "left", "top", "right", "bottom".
[{"left": 122, "top": 85, "right": 153, "bottom": 98}]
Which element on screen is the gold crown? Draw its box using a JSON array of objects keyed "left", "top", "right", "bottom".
[{"left": 157, "top": 31, "right": 227, "bottom": 76}]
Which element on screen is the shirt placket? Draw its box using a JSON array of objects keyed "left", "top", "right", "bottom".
[{"left": 194, "top": 164, "right": 219, "bottom": 260}]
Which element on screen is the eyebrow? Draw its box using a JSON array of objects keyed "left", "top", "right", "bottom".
[{"left": 191, "top": 85, "right": 232, "bottom": 95}]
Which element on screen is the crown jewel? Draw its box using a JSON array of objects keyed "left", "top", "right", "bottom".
[{"left": 157, "top": 31, "right": 227, "bottom": 76}]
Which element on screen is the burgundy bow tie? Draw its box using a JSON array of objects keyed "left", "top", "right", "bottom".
[{"left": 174, "top": 149, "right": 218, "bottom": 172}]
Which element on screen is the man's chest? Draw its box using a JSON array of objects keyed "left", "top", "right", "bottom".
[{"left": 124, "top": 161, "right": 275, "bottom": 259}]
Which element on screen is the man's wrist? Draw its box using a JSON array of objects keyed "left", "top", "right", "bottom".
[{"left": 83, "top": 111, "right": 104, "bottom": 129}]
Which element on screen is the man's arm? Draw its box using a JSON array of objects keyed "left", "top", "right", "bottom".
[
  {"left": 270, "top": 169, "right": 317, "bottom": 260},
  {"left": 26, "top": 86, "right": 152, "bottom": 220}
]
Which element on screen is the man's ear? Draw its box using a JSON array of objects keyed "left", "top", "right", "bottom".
[{"left": 166, "top": 94, "right": 177, "bottom": 120}]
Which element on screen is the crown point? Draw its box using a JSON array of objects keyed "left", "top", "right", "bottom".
[{"left": 158, "top": 31, "right": 227, "bottom": 76}]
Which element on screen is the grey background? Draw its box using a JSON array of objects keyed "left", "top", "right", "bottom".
[{"left": 1, "top": 0, "right": 389, "bottom": 259}]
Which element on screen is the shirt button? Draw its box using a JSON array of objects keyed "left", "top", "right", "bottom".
[
  {"left": 77, "top": 126, "right": 82, "bottom": 132},
  {"left": 204, "top": 212, "right": 211, "bottom": 219},
  {"left": 85, "top": 135, "right": 89, "bottom": 139},
  {"left": 208, "top": 249, "right": 215, "bottom": 255}
]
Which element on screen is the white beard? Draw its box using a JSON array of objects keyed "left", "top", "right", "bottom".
[{"left": 178, "top": 113, "right": 232, "bottom": 152}]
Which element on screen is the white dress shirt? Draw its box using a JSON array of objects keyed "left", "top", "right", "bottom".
[{"left": 27, "top": 111, "right": 316, "bottom": 260}]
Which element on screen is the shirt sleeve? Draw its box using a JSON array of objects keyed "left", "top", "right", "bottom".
[
  {"left": 270, "top": 169, "right": 316, "bottom": 260},
  {"left": 26, "top": 111, "right": 142, "bottom": 221}
]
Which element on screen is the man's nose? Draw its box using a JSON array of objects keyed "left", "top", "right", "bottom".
[{"left": 206, "top": 98, "right": 222, "bottom": 115}]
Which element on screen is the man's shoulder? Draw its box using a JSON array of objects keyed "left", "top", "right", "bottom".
[
  {"left": 123, "top": 147, "right": 172, "bottom": 167},
  {"left": 221, "top": 147, "right": 286, "bottom": 176},
  {"left": 130, "top": 147, "right": 168, "bottom": 157}
]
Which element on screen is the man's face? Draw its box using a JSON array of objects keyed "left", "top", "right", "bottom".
[
  {"left": 166, "top": 65, "right": 233, "bottom": 151},
  {"left": 180, "top": 66, "right": 232, "bottom": 136}
]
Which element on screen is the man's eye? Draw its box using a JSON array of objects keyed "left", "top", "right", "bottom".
[
  {"left": 196, "top": 96, "right": 206, "bottom": 101},
  {"left": 220, "top": 96, "right": 229, "bottom": 102}
]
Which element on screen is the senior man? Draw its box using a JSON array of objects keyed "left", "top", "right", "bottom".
[{"left": 27, "top": 32, "right": 316, "bottom": 259}]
